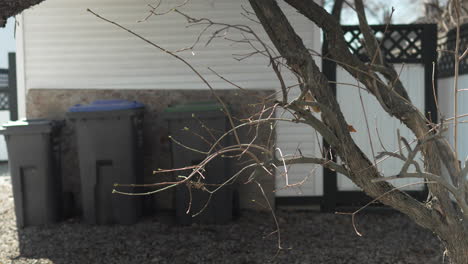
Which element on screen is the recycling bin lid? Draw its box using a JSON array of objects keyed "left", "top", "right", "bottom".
[
  {"left": 164, "top": 101, "right": 225, "bottom": 113},
  {"left": 0, "top": 119, "right": 60, "bottom": 134},
  {"left": 68, "top": 99, "right": 144, "bottom": 113}
]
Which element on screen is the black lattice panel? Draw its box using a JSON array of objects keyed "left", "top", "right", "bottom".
[
  {"left": 0, "top": 91, "right": 10, "bottom": 110},
  {"left": 342, "top": 26, "right": 424, "bottom": 63},
  {"left": 438, "top": 24, "right": 468, "bottom": 78}
]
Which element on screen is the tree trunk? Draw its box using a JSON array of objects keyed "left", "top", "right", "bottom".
[
  {"left": 247, "top": 0, "right": 468, "bottom": 262},
  {"left": 0, "top": 0, "right": 46, "bottom": 27},
  {"left": 443, "top": 235, "right": 468, "bottom": 264}
]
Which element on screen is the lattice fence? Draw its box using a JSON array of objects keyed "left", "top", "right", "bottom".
[
  {"left": 342, "top": 25, "right": 425, "bottom": 63},
  {"left": 438, "top": 23, "right": 468, "bottom": 78},
  {"left": 0, "top": 92, "right": 9, "bottom": 110},
  {"left": 0, "top": 71, "right": 8, "bottom": 111},
  {"left": 321, "top": 24, "right": 437, "bottom": 211}
]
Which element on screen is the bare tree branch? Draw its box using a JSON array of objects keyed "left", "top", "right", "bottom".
[
  {"left": 284, "top": 0, "right": 461, "bottom": 226},
  {"left": 248, "top": 0, "right": 442, "bottom": 231}
]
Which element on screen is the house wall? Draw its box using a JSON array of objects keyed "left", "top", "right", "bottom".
[
  {"left": 274, "top": 86, "right": 324, "bottom": 197},
  {"left": 0, "top": 72, "right": 9, "bottom": 160},
  {"left": 16, "top": 0, "right": 318, "bottom": 93},
  {"left": 0, "top": 111, "right": 9, "bottom": 160},
  {"left": 17, "top": 0, "right": 322, "bottom": 211}
]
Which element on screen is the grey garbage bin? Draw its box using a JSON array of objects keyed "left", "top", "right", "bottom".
[
  {"left": 67, "top": 100, "right": 144, "bottom": 225},
  {"left": 1, "top": 119, "right": 63, "bottom": 228},
  {"left": 163, "top": 102, "right": 236, "bottom": 225}
]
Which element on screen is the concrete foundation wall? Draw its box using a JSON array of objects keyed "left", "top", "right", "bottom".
[{"left": 26, "top": 88, "right": 275, "bottom": 216}]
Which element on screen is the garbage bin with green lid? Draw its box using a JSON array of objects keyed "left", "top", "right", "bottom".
[
  {"left": 67, "top": 99, "right": 144, "bottom": 225},
  {"left": 1, "top": 119, "right": 63, "bottom": 228},
  {"left": 163, "top": 101, "right": 236, "bottom": 225}
]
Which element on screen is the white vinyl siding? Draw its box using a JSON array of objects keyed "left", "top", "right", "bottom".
[
  {"left": 0, "top": 73, "right": 7, "bottom": 88},
  {"left": 0, "top": 111, "right": 9, "bottom": 160},
  {"left": 17, "top": 0, "right": 322, "bottom": 197},
  {"left": 19, "top": 0, "right": 318, "bottom": 91},
  {"left": 274, "top": 86, "right": 324, "bottom": 197}
]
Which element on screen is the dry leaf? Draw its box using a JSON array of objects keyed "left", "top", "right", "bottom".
[
  {"left": 348, "top": 125, "right": 357, "bottom": 132},
  {"left": 304, "top": 92, "right": 321, "bottom": 112},
  {"left": 304, "top": 91, "right": 314, "bottom": 102},
  {"left": 311, "top": 105, "right": 321, "bottom": 113}
]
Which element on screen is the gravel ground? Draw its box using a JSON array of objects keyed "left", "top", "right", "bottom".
[{"left": 0, "top": 177, "right": 444, "bottom": 264}]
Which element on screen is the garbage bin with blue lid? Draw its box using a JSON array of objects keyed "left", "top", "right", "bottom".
[
  {"left": 67, "top": 99, "right": 144, "bottom": 225},
  {"left": 163, "top": 101, "right": 236, "bottom": 225},
  {"left": 1, "top": 119, "right": 63, "bottom": 228}
]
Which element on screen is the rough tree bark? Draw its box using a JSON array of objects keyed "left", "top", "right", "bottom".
[
  {"left": 0, "top": 0, "right": 46, "bottom": 27},
  {"left": 248, "top": 0, "right": 468, "bottom": 263}
]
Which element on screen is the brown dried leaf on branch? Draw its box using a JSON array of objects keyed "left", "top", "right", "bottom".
[{"left": 348, "top": 125, "right": 357, "bottom": 133}]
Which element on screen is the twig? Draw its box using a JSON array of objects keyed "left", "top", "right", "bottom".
[
  {"left": 336, "top": 181, "right": 435, "bottom": 237},
  {"left": 87, "top": 8, "right": 242, "bottom": 145},
  {"left": 453, "top": 0, "right": 461, "bottom": 161}
]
